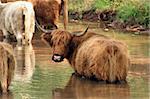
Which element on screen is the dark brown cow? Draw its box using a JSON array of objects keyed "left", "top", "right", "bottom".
[
  {"left": 37, "top": 23, "right": 130, "bottom": 83},
  {"left": 1, "top": 0, "right": 68, "bottom": 29}
]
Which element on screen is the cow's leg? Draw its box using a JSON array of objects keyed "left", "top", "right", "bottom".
[
  {"left": 27, "top": 39, "right": 31, "bottom": 45},
  {"left": 2, "top": 29, "right": 9, "bottom": 43},
  {"left": 28, "top": 33, "right": 33, "bottom": 45},
  {"left": 25, "top": 33, "right": 33, "bottom": 45},
  {"left": 7, "top": 55, "right": 15, "bottom": 89},
  {"left": 22, "top": 33, "right": 26, "bottom": 45},
  {"left": 16, "top": 33, "right": 23, "bottom": 46},
  {"left": 1, "top": 56, "right": 8, "bottom": 93}
]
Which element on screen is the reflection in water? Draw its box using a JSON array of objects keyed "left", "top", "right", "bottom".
[
  {"left": 0, "top": 91, "right": 13, "bottom": 99},
  {"left": 53, "top": 74, "right": 130, "bottom": 99},
  {"left": 0, "top": 22, "right": 149, "bottom": 99},
  {"left": 14, "top": 44, "right": 35, "bottom": 83}
]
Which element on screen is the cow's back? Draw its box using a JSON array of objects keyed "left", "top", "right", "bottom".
[
  {"left": 0, "top": 1, "right": 35, "bottom": 43},
  {"left": 0, "top": 2, "right": 21, "bottom": 33},
  {"left": 72, "top": 36, "right": 129, "bottom": 82},
  {"left": 72, "top": 36, "right": 110, "bottom": 71},
  {"left": 1, "top": 0, "right": 67, "bottom": 28},
  {"left": 1, "top": 0, "right": 62, "bottom": 25},
  {"left": 0, "top": 1, "right": 33, "bottom": 33},
  {"left": 32, "top": 0, "right": 61, "bottom": 26}
]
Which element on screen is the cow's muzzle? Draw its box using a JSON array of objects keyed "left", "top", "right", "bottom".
[{"left": 52, "top": 54, "right": 64, "bottom": 62}]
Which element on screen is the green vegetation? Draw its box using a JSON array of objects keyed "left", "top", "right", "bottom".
[
  {"left": 93, "top": 0, "right": 112, "bottom": 10},
  {"left": 69, "top": 0, "right": 89, "bottom": 12},
  {"left": 68, "top": 0, "right": 150, "bottom": 28},
  {"left": 117, "top": 0, "right": 150, "bottom": 28}
]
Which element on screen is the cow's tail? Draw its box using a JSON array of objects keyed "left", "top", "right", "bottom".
[
  {"left": 22, "top": 3, "right": 35, "bottom": 44},
  {"left": 105, "top": 43, "right": 128, "bottom": 83},
  {"left": 63, "top": 0, "right": 68, "bottom": 29}
]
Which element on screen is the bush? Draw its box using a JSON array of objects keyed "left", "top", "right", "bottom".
[
  {"left": 69, "top": 0, "right": 150, "bottom": 28},
  {"left": 68, "top": 0, "right": 94, "bottom": 12},
  {"left": 116, "top": 0, "right": 150, "bottom": 28},
  {"left": 92, "top": 0, "right": 112, "bottom": 10}
]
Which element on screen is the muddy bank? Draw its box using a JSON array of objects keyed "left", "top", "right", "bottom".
[{"left": 69, "top": 10, "right": 150, "bottom": 36}]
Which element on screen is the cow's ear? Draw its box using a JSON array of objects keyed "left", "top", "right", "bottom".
[{"left": 73, "top": 26, "right": 89, "bottom": 37}]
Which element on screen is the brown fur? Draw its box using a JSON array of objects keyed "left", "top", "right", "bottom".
[
  {"left": 0, "top": 42, "right": 16, "bottom": 93},
  {"left": 43, "top": 30, "right": 130, "bottom": 83},
  {"left": 1, "top": 0, "right": 68, "bottom": 29}
]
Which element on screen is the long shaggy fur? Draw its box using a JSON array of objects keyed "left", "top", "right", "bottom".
[
  {"left": 1, "top": 0, "right": 68, "bottom": 29},
  {"left": 0, "top": 1, "right": 35, "bottom": 44},
  {"left": 0, "top": 42, "right": 16, "bottom": 93},
  {"left": 43, "top": 30, "right": 130, "bottom": 83},
  {"left": 73, "top": 37, "right": 129, "bottom": 82}
]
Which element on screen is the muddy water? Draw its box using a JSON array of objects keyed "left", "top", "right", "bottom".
[{"left": 0, "top": 22, "right": 149, "bottom": 99}]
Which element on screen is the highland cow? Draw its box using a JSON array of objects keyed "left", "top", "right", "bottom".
[
  {"left": 0, "top": 1, "right": 35, "bottom": 45},
  {"left": 1, "top": 0, "right": 68, "bottom": 29},
  {"left": 0, "top": 42, "right": 16, "bottom": 93},
  {"left": 37, "top": 23, "right": 130, "bottom": 83}
]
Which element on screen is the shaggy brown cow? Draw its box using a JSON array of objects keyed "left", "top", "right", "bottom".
[
  {"left": 37, "top": 24, "right": 130, "bottom": 83},
  {"left": 0, "top": 42, "right": 16, "bottom": 93},
  {"left": 1, "top": 0, "right": 68, "bottom": 29}
]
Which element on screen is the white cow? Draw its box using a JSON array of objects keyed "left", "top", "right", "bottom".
[{"left": 0, "top": 1, "right": 35, "bottom": 45}]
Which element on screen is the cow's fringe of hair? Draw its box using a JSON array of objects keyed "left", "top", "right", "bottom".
[{"left": 51, "top": 29, "right": 72, "bottom": 46}]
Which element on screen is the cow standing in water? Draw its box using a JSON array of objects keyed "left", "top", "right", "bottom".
[
  {"left": 1, "top": 0, "right": 68, "bottom": 29},
  {"left": 0, "top": 42, "right": 16, "bottom": 93},
  {"left": 36, "top": 22, "right": 130, "bottom": 83},
  {"left": 0, "top": 1, "right": 35, "bottom": 45}
]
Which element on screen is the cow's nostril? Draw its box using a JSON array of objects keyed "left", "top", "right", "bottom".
[
  {"left": 52, "top": 54, "right": 64, "bottom": 62},
  {"left": 54, "top": 55, "right": 61, "bottom": 60}
]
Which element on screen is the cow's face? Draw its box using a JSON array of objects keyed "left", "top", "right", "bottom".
[
  {"left": 43, "top": 30, "right": 72, "bottom": 62},
  {"left": 41, "top": 27, "right": 89, "bottom": 62}
]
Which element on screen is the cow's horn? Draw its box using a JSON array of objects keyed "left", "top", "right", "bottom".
[
  {"left": 35, "top": 20, "right": 53, "bottom": 33},
  {"left": 74, "top": 26, "right": 89, "bottom": 36}
]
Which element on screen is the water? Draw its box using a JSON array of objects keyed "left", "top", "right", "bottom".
[{"left": 0, "top": 22, "right": 149, "bottom": 99}]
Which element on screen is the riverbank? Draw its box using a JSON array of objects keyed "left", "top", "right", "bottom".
[
  {"left": 68, "top": 0, "right": 150, "bottom": 36},
  {"left": 68, "top": 9, "right": 149, "bottom": 36}
]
